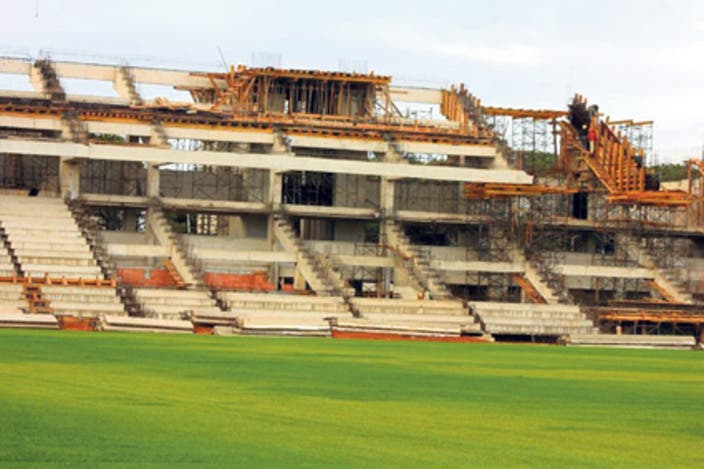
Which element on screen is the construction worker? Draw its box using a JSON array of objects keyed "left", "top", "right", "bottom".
[
  {"left": 587, "top": 124, "right": 596, "bottom": 153},
  {"left": 580, "top": 124, "right": 589, "bottom": 149}
]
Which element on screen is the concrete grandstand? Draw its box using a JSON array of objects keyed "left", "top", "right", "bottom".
[{"left": 0, "top": 56, "right": 700, "bottom": 349}]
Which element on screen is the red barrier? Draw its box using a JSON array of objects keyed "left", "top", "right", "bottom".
[
  {"left": 204, "top": 272, "right": 276, "bottom": 292},
  {"left": 58, "top": 316, "right": 95, "bottom": 332},
  {"left": 117, "top": 268, "right": 178, "bottom": 288}
]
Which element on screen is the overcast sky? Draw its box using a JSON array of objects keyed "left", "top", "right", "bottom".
[{"left": 1, "top": 0, "right": 703, "bottom": 163}]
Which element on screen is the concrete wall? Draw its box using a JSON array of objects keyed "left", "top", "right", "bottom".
[
  {"left": 394, "top": 180, "right": 467, "bottom": 213},
  {"left": 183, "top": 235, "right": 269, "bottom": 251},
  {"left": 333, "top": 174, "right": 379, "bottom": 208},
  {"left": 80, "top": 160, "right": 146, "bottom": 195},
  {"left": 333, "top": 220, "right": 369, "bottom": 243},
  {"left": 0, "top": 154, "right": 59, "bottom": 193}
]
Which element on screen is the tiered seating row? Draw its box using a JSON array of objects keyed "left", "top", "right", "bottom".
[
  {"left": 345, "top": 298, "right": 482, "bottom": 336},
  {"left": 0, "top": 196, "right": 102, "bottom": 279},
  {"left": 470, "top": 302, "right": 599, "bottom": 336},
  {"left": 217, "top": 291, "right": 350, "bottom": 334},
  {"left": 134, "top": 288, "right": 222, "bottom": 320}
]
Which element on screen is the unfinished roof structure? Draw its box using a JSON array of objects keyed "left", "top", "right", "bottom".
[{"left": 0, "top": 56, "right": 701, "bottom": 347}]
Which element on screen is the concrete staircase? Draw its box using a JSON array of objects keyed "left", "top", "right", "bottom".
[
  {"left": 146, "top": 208, "right": 202, "bottom": 288},
  {"left": 513, "top": 245, "right": 563, "bottom": 304},
  {"left": 115, "top": 66, "right": 144, "bottom": 106},
  {"left": 60, "top": 111, "right": 89, "bottom": 143},
  {"left": 0, "top": 195, "right": 103, "bottom": 279},
  {"left": 134, "top": 288, "right": 221, "bottom": 320},
  {"left": 384, "top": 221, "right": 452, "bottom": 300},
  {"left": 67, "top": 200, "right": 117, "bottom": 280},
  {"left": 272, "top": 216, "right": 340, "bottom": 296},
  {"left": 0, "top": 234, "right": 18, "bottom": 277},
  {"left": 33, "top": 59, "right": 65, "bottom": 101},
  {"left": 619, "top": 234, "right": 693, "bottom": 304},
  {"left": 470, "top": 301, "right": 599, "bottom": 336}
]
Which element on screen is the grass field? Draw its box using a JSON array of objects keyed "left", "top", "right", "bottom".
[{"left": 0, "top": 330, "right": 702, "bottom": 467}]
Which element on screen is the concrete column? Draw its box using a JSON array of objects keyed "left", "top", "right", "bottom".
[
  {"left": 272, "top": 131, "right": 288, "bottom": 153},
  {"left": 226, "top": 216, "right": 247, "bottom": 237},
  {"left": 112, "top": 72, "right": 131, "bottom": 101},
  {"left": 267, "top": 169, "right": 284, "bottom": 286},
  {"left": 29, "top": 65, "right": 46, "bottom": 94},
  {"left": 268, "top": 170, "right": 282, "bottom": 211},
  {"left": 146, "top": 164, "right": 160, "bottom": 198},
  {"left": 123, "top": 209, "right": 138, "bottom": 232},
  {"left": 59, "top": 157, "right": 80, "bottom": 199},
  {"left": 379, "top": 178, "right": 395, "bottom": 216}
]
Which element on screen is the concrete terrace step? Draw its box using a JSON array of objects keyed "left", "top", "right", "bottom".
[
  {"left": 0, "top": 292, "right": 23, "bottom": 302},
  {"left": 41, "top": 286, "right": 117, "bottom": 296},
  {"left": 220, "top": 294, "right": 348, "bottom": 313},
  {"left": 475, "top": 310, "right": 586, "bottom": 320},
  {"left": 134, "top": 288, "right": 213, "bottom": 300},
  {"left": 238, "top": 325, "right": 331, "bottom": 337},
  {"left": 12, "top": 249, "right": 94, "bottom": 260},
  {"left": 237, "top": 311, "right": 341, "bottom": 327},
  {"left": 352, "top": 298, "right": 467, "bottom": 315},
  {"left": 99, "top": 315, "right": 193, "bottom": 334},
  {"left": 21, "top": 264, "right": 102, "bottom": 276},
  {"left": 488, "top": 324, "right": 598, "bottom": 335},
  {"left": 49, "top": 301, "right": 126, "bottom": 316},
  {"left": 469, "top": 302, "right": 581, "bottom": 314},
  {"left": 41, "top": 292, "right": 120, "bottom": 304},
  {"left": 0, "top": 313, "right": 58, "bottom": 329},
  {"left": 567, "top": 334, "right": 696, "bottom": 349},
  {"left": 0, "top": 301, "right": 26, "bottom": 313},
  {"left": 482, "top": 317, "right": 594, "bottom": 327},
  {"left": 335, "top": 320, "right": 469, "bottom": 337},
  {"left": 360, "top": 312, "right": 476, "bottom": 323},
  {"left": 5, "top": 228, "right": 84, "bottom": 239},
  {"left": 0, "top": 218, "right": 78, "bottom": 228},
  {"left": 9, "top": 241, "right": 92, "bottom": 252},
  {"left": 16, "top": 256, "right": 96, "bottom": 267}
]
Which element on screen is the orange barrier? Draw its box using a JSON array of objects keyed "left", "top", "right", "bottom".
[
  {"left": 117, "top": 268, "right": 178, "bottom": 288},
  {"left": 204, "top": 272, "right": 276, "bottom": 292},
  {"left": 0, "top": 276, "right": 116, "bottom": 287},
  {"left": 58, "top": 316, "right": 96, "bottom": 332},
  {"left": 193, "top": 324, "right": 214, "bottom": 335}
]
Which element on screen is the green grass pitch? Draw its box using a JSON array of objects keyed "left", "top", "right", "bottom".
[{"left": 0, "top": 329, "right": 702, "bottom": 467}]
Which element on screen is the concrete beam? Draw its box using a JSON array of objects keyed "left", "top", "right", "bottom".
[
  {"left": 397, "top": 141, "right": 495, "bottom": 157},
  {"left": 0, "top": 139, "right": 532, "bottom": 184},
  {"left": 396, "top": 210, "right": 489, "bottom": 225},
  {"left": 333, "top": 255, "right": 395, "bottom": 268},
  {"left": 106, "top": 243, "right": 168, "bottom": 257},
  {"left": 555, "top": 264, "right": 654, "bottom": 279},
  {"left": 282, "top": 204, "right": 378, "bottom": 220},
  {"left": 0, "top": 115, "right": 62, "bottom": 132},
  {"left": 288, "top": 135, "right": 388, "bottom": 153},
  {"left": 194, "top": 249, "right": 295, "bottom": 264},
  {"left": 430, "top": 260, "right": 524, "bottom": 273},
  {"left": 165, "top": 126, "right": 275, "bottom": 144},
  {"left": 0, "top": 58, "right": 31, "bottom": 75},
  {"left": 79, "top": 193, "right": 149, "bottom": 207},
  {"left": 387, "top": 87, "right": 442, "bottom": 105},
  {"left": 163, "top": 197, "right": 268, "bottom": 214}
]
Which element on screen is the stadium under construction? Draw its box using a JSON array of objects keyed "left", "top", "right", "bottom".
[{"left": 0, "top": 56, "right": 702, "bottom": 348}]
